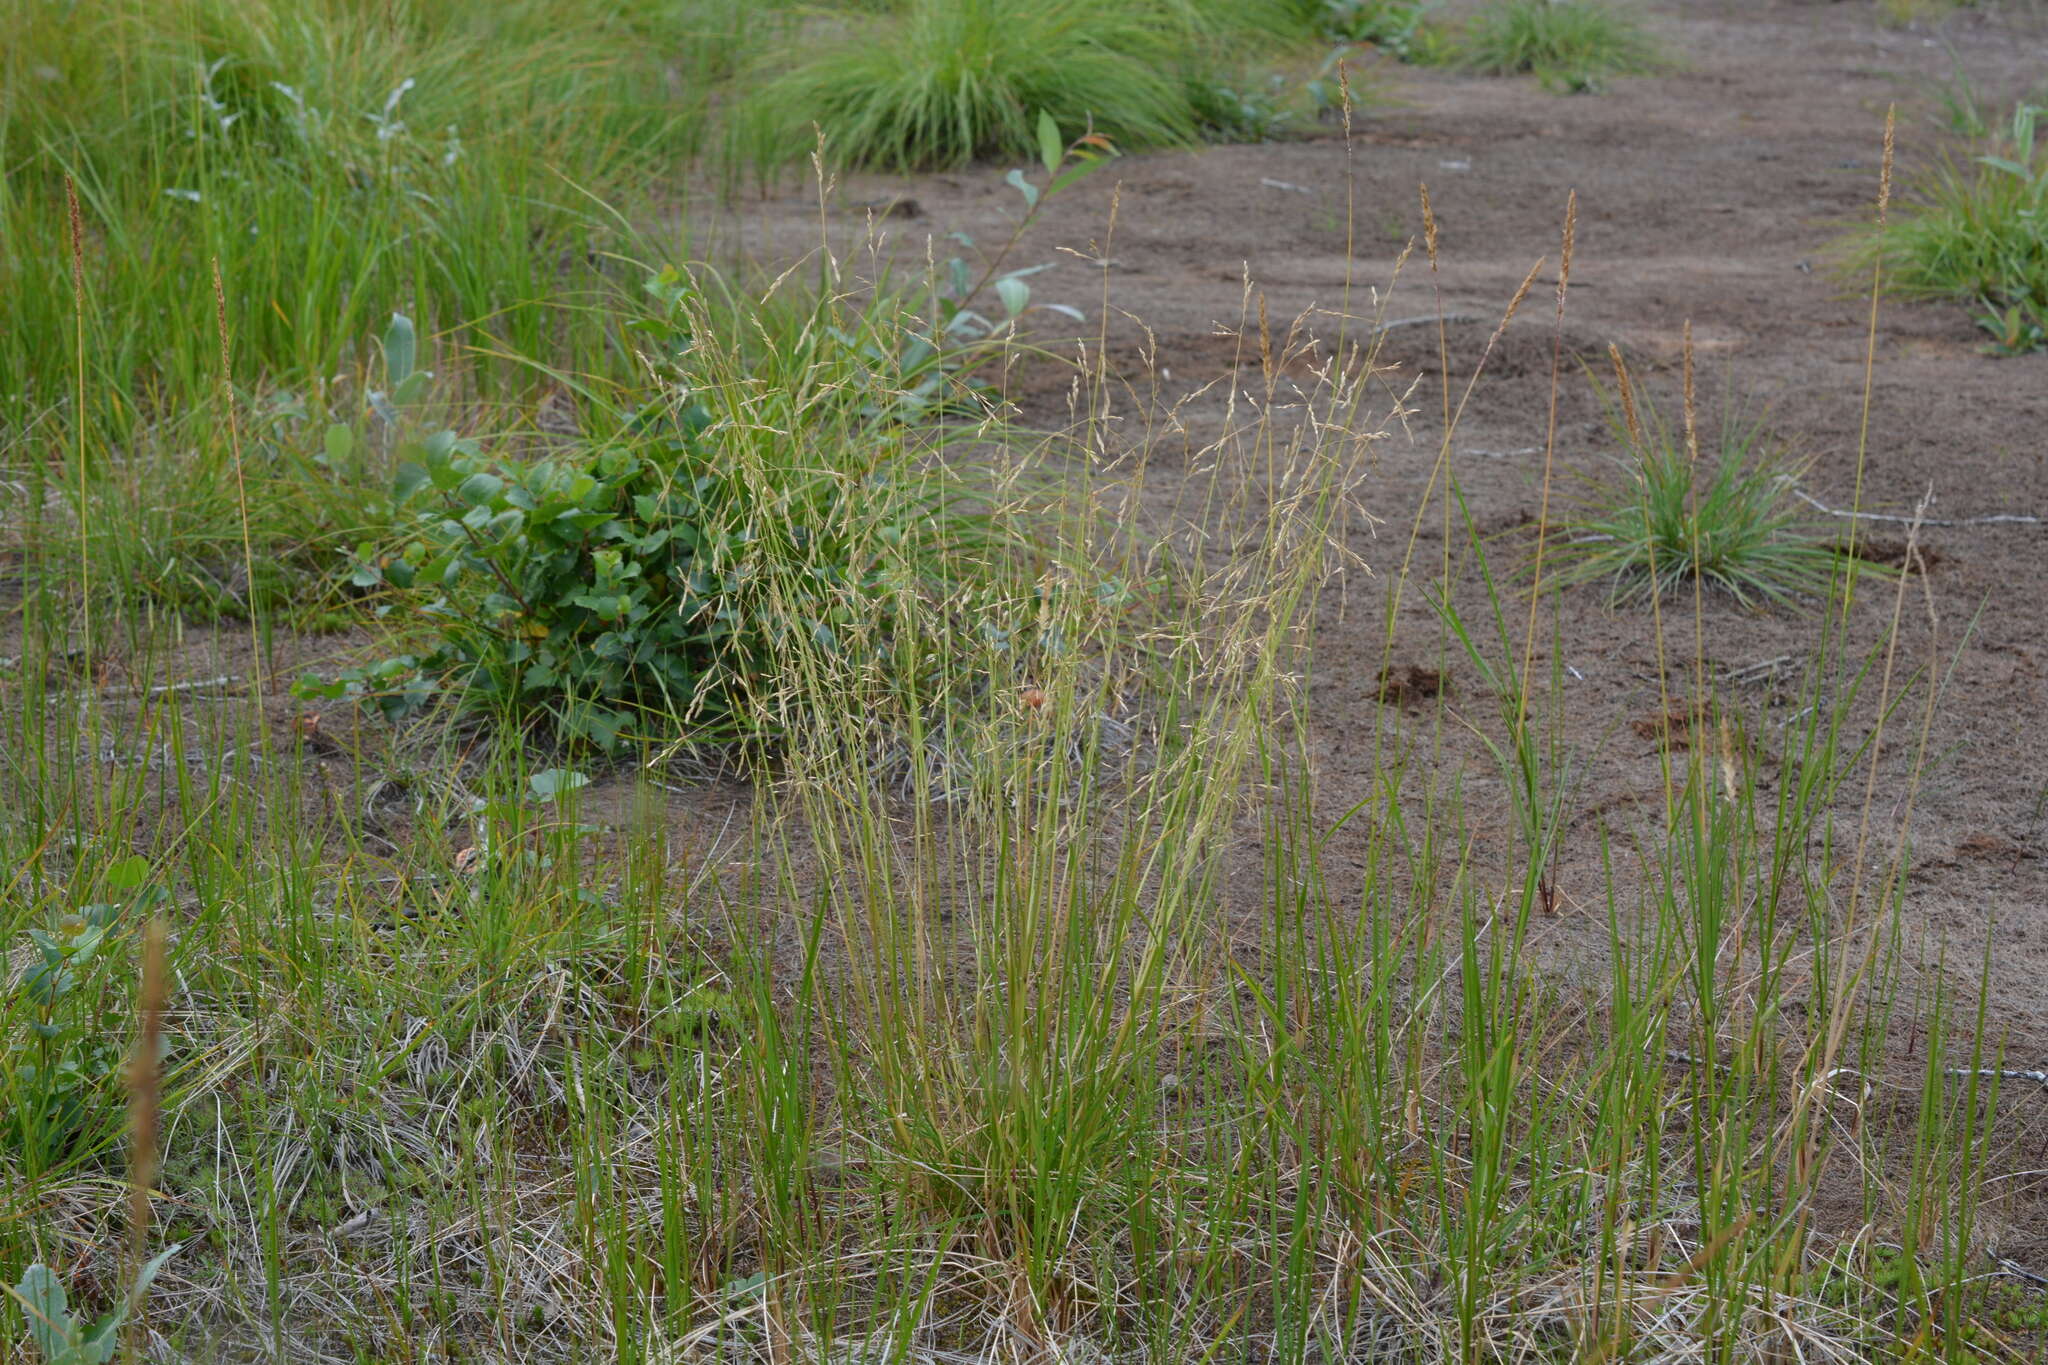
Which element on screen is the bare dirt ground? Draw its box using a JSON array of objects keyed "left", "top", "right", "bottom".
[{"left": 709, "top": 0, "right": 2048, "bottom": 1032}]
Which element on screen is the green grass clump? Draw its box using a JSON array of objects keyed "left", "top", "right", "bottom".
[
  {"left": 1854, "top": 104, "right": 2048, "bottom": 354},
  {"left": 1548, "top": 372, "right": 1840, "bottom": 608},
  {"left": 0, "top": 0, "right": 744, "bottom": 428},
  {"left": 0, "top": 0, "right": 784, "bottom": 624},
  {"left": 1459, "top": 0, "right": 1660, "bottom": 90},
  {"left": 742, "top": 0, "right": 1296, "bottom": 171}
]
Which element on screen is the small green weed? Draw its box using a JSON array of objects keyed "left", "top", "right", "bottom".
[
  {"left": 1546, "top": 368, "right": 1841, "bottom": 608},
  {"left": 1188, "top": 69, "right": 1301, "bottom": 140},
  {"left": 1315, "top": 0, "right": 1445, "bottom": 60},
  {"left": 1974, "top": 296, "right": 2048, "bottom": 354},
  {"left": 1460, "top": 0, "right": 1660, "bottom": 90},
  {"left": 2, "top": 860, "right": 165, "bottom": 1175},
  {"left": 8, "top": 1248, "right": 181, "bottom": 1365}
]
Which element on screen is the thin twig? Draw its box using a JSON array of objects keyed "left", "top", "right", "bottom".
[
  {"left": 1373, "top": 312, "right": 1483, "bottom": 336},
  {"left": 99, "top": 674, "right": 244, "bottom": 699},
  {"left": 1718, "top": 656, "right": 1794, "bottom": 683},
  {"left": 1794, "top": 488, "right": 2040, "bottom": 527},
  {"left": 1944, "top": 1066, "right": 2048, "bottom": 1089},
  {"left": 1988, "top": 1248, "right": 2048, "bottom": 1288}
]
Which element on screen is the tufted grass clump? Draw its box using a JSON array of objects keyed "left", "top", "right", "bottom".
[
  {"left": 1459, "top": 0, "right": 1660, "bottom": 90},
  {"left": 739, "top": 0, "right": 1309, "bottom": 171},
  {"left": 1547, "top": 367, "right": 1841, "bottom": 608}
]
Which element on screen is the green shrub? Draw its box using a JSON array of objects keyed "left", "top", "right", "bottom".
[
  {"left": 1545, "top": 378, "right": 1840, "bottom": 609},
  {"left": 1854, "top": 104, "right": 2048, "bottom": 355},
  {"left": 1459, "top": 0, "right": 1659, "bottom": 90},
  {"left": 301, "top": 277, "right": 1039, "bottom": 753}
]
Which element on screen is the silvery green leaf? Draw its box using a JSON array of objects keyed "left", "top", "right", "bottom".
[
  {"left": 529, "top": 768, "right": 589, "bottom": 801},
  {"left": 1037, "top": 110, "right": 1063, "bottom": 177},
  {"left": 996, "top": 276, "right": 1030, "bottom": 318},
  {"left": 383, "top": 313, "right": 416, "bottom": 390},
  {"left": 12, "top": 1263, "right": 73, "bottom": 1362},
  {"left": 128, "top": 1242, "right": 183, "bottom": 1313}
]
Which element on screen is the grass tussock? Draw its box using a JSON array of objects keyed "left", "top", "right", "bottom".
[
  {"left": 1461, "top": 0, "right": 1661, "bottom": 90},
  {"left": 739, "top": 0, "right": 1309, "bottom": 171},
  {"left": 1546, "top": 356, "right": 1843, "bottom": 608}
]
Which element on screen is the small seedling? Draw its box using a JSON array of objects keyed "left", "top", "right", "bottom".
[
  {"left": 1975, "top": 297, "right": 2048, "bottom": 355},
  {"left": 5, "top": 860, "right": 168, "bottom": 1172},
  {"left": 9, "top": 1247, "right": 182, "bottom": 1365}
]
